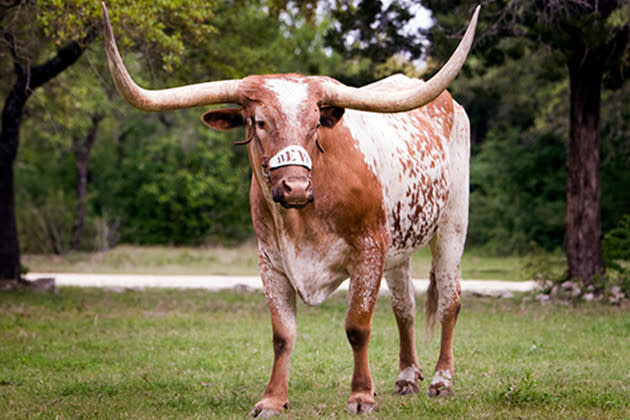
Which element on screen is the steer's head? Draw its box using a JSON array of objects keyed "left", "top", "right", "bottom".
[
  {"left": 102, "top": 2, "right": 479, "bottom": 209},
  {"left": 201, "top": 75, "right": 345, "bottom": 208}
]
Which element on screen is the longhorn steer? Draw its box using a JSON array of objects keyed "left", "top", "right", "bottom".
[{"left": 103, "top": 3, "right": 479, "bottom": 416}]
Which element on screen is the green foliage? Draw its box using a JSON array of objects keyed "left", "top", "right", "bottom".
[
  {"left": 15, "top": 108, "right": 119, "bottom": 254},
  {"left": 468, "top": 126, "right": 567, "bottom": 254},
  {"left": 462, "top": 66, "right": 630, "bottom": 255},
  {"left": 13, "top": 0, "right": 334, "bottom": 251},
  {"left": 602, "top": 214, "right": 630, "bottom": 294},
  {"left": 18, "top": 82, "right": 254, "bottom": 248},
  {"left": 9, "top": 0, "right": 630, "bottom": 256},
  {"left": 521, "top": 242, "right": 565, "bottom": 285},
  {"left": 34, "top": 0, "right": 216, "bottom": 71},
  {"left": 109, "top": 113, "right": 252, "bottom": 245},
  {"left": 323, "top": 0, "right": 426, "bottom": 85},
  {"left": 17, "top": 189, "right": 75, "bottom": 255},
  {"left": 600, "top": 82, "right": 630, "bottom": 231},
  {"left": 603, "top": 215, "right": 630, "bottom": 273},
  {"left": 423, "top": 5, "right": 573, "bottom": 254},
  {"left": 270, "top": 7, "right": 346, "bottom": 76},
  {"left": 16, "top": 96, "right": 74, "bottom": 254},
  {"left": 426, "top": 1, "right": 630, "bottom": 256}
]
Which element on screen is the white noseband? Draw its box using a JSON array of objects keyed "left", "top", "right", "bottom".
[{"left": 269, "top": 145, "right": 312, "bottom": 170}]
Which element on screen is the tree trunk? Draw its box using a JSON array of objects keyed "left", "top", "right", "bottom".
[
  {"left": 0, "top": 154, "right": 21, "bottom": 285},
  {"left": 0, "top": 68, "right": 29, "bottom": 286},
  {"left": 71, "top": 113, "right": 103, "bottom": 250},
  {"left": 0, "top": 35, "right": 88, "bottom": 288},
  {"left": 565, "top": 47, "right": 604, "bottom": 286}
]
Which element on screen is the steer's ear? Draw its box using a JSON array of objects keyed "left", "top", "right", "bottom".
[
  {"left": 201, "top": 108, "right": 244, "bottom": 130},
  {"left": 319, "top": 106, "right": 345, "bottom": 128}
]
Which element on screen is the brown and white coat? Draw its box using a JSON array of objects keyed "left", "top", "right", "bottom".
[{"left": 103, "top": 3, "right": 479, "bottom": 416}]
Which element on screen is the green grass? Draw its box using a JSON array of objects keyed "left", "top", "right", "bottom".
[
  {"left": 22, "top": 244, "right": 262, "bottom": 276},
  {"left": 1, "top": 288, "right": 628, "bottom": 419},
  {"left": 23, "top": 244, "right": 555, "bottom": 281}
]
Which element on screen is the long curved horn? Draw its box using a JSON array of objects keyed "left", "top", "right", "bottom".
[
  {"left": 321, "top": 5, "right": 480, "bottom": 113},
  {"left": 102, "top": 2, "right": 241, "bottom": 111}
]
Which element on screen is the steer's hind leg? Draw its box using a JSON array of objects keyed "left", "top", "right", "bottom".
[
  {"left": 425, "top": 101, "right": 469, "bottom": 398},
  {"left": 249, "top": 252, "right": 297, "bottom": 418},
  {"left": 425, "top": 202, "right": 466, "bottom": 398},
  {"left": 426, "top": 198, "right": 467, "bottom": 397},
  {"left": 384, "top": 259, "right": 423, "bottom": 395},
  {"left": 425, "top": 255, "right": 462, "bottom": 398}
]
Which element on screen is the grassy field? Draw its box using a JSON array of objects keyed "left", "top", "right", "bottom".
[
  {"left": 1, "top": 287, "right": 628, "bottom": 419},
  {"left": 22, "top": 244, "right": 562, "bottom": 281}
]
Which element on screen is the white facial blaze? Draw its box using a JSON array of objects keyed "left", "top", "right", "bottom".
[{"left": 264, "top": 78, "right": 310, "bottom": 135}]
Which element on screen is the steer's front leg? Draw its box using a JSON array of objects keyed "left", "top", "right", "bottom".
[
  {"left": 345, "top": 242, "right": 385, "bottom": 414},
  {"left": 249, "top": 253, "right": 297, "bottom": 418}
]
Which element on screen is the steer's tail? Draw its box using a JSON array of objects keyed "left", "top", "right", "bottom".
[{"left": 424, "top": 271, "right": 439, "bottom": 341}]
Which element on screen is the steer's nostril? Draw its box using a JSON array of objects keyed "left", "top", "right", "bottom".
[{"left": 282, "top": 179, "right": 293, "bottom": 193}]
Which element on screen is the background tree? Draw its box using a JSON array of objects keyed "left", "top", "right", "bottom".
[
  {"left": 424, "top": 0, "right": 630, "bottom": 286},
  {"left": 6, "top": 0, "right": 629, "bottom": 293},
  {"left": 1, "top": 2, "right": 92, "bottom": 286},
  {"left": 0, "top": 0, "right": 217, "bottom": 288},
  {"left": 92, "top": 0, "right": 336, "bottom": 246},
  {"left": 71, "top": 112, "right": 104, "bottom": 250},
  {"left": 7, "top": 0, "right": 336, "bottom": 260},
  {"left": 324, "top": 0, "right": 426, "bottom": 85}
]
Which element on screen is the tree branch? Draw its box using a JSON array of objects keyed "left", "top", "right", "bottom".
[
  {"left": 0, "top": 0, "right": 22, "bottom": 23},
  {"left": 0, "top": 0, "right": 21, "bottom": 6},
  {"left": 29, "top": 30, "right": 97, "bottom": 92},
  {"left": 3, "top": 30, "right": 25, "bottom": 78}
]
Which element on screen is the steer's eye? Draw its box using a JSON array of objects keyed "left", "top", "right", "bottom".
[{"left": 256, "top": 120, "right": 265, "bottom": 130}]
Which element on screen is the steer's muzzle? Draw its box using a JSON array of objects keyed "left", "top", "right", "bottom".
[
  {"left": 267, "top": 146, "right": 315, "bottom": 209},
  {"left": 271, "top": 170, "right": 314, "bottom": 209}
]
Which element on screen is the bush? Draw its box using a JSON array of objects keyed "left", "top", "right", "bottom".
[
  {"left": 468, "top": 128, "right": 566, "bottom": 254},
  {"left": 17, "top": 189, "right": 121, "bottom": 254},
  {"left": 103, "top": 113, "right": 253, "bottom": 245},
  {"left": 17, "top": 189, "right": 75, "bottom": 254},
  {"left": 602, "top": 214, "right": 630, "bottom": 295},
  {"left": 521, "top": 242, "right": 564, "bottom": 285}
]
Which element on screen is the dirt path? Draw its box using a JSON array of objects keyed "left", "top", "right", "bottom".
[{"left": 25, "top": 272, "right": 537, "bottom": 296}]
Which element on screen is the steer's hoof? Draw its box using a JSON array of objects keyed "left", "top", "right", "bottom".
[
  {"left": 249, "top": 400, "right": 287, "bottom": 418},
  {"left": 249, "top": 407, "right": 281, "bottom": 418},
  {"left": 394, "top": 366, "right": 423, "bottom": 395},
  {"left": 428, "top": 369, "right": 453, "bottom": 398},
  {"left": 347, "top": 393, "right": 377, "bottom": 414},
  {"left": 428, "top": 382, "right": 453, "bottom": 398},
  {"left": 394, "top": 379, "right": 420, "bottom": 395}
]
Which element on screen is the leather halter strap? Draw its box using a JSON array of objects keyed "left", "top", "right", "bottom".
[{"left": 234, "top": 123, "right": 271, "bottom": 180}]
